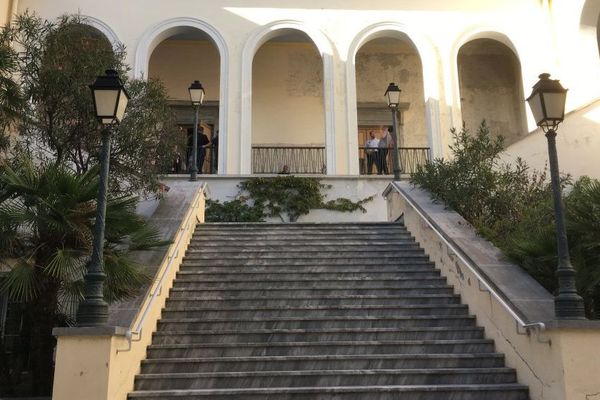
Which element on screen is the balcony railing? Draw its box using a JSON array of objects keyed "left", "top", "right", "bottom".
[
  {"left": 252, "top": 146, "right": 326, "bottom": 174},
  {"left": 359, "top": 146, "right": 430, "bottom": 175},
  {"left": 161, "top": 146, "right": 217, "bottom": 175},
  {"left": 160, "top": 145, "right": 429, "bottom": 176}
]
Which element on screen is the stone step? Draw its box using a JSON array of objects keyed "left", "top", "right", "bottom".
[
  {"left": 191, "top": 235, "right": 415, "bottom": 242},
  {"left": 194, "top": 228, "right": 408, "bottom": 236},
  {"left": 145, "top": 340, "right": 496, "bottom": 359},
  {"left": 151, "top": 327, "right": 486, "bottom": 345},
  {"left": 195, "top": 223, "right": 406, "bottom": 230},
  {"left": 179, "top": 260, "right": 435, "bottom": 269},
  {"left": 182, "top": 250, "right": 426, "bottom": 259},
  {"left": 167, "top": 287, "right": 457, "bottom": 299},
  {"left": 171, "top": 277, "right": 449, "bottom": 290},
  {"left": 181, "top": 256, "right": 432, "bottom": 265},
  {"left": 175, "top": 270, "right": 442, "bottom": 281},
  {"left": 156, "top": 315, "right": 477, "bottom": 331},
  {"left": 161, "top": 304, "right": 469, "bottom": 319},
  {"left": 187, "top": 244, "right": 422, "bottom": 252},
  {"left": 128, "top": 384, "right": 528, "bottom": 400},
  {"left": 165, "top": 294, "right": 461, "bottom": 308},
  {"left": 134, "top": 368, "right": 517, "bottom": 391},
  {"left": 139, "top": 353, "right": 508, "bottom": 374}
]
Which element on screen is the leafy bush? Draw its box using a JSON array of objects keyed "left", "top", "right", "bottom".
[
  {"left": 411, "top": 121, "right": 600, "bottom": 318},
  {"left": 206, "top": 176, "right": 374, "bottom": 223},
  {"left": 205, "top": 199, "right": 265, "bottom": 223}
]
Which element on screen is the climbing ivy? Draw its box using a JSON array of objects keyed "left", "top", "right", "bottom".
[{"left": 205, "top": 176, "right": 374, "bottom": 222}]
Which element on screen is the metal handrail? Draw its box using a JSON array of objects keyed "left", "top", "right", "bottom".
[
  {"left": 117, "top": 183, "right": 207, "bottom": 352},
  {"left": 387, "top": 182, "right": 547, "bottom": 339}
]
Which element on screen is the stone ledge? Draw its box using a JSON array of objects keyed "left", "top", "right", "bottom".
[
  {"left": 53, "top": 326, "right": 129, "bottom": 337},
  {"left": 543, "top": 319, "right": 600, "bottom": 330},
  {"left": 387, "top": 181, "right": 556, "bottom": 324}
]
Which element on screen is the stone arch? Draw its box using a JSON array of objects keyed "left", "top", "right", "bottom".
[
  {"left": 80, "top": 15, "right": 121, "bottom": 50},
  {"left": 346, "top": 22, "right": 442, "bottom": 174},
  {"left": 240, "top": 20, "right": 335, "bottom": 174},
  {"left": 580, "top": 0, "right": 600, "bottom": 58},
  {"left": 134, "top": 17, "right": 229, "bottom": 173},
  {"left": 453, "top": 30, "right": 527, "bottom": 145}
]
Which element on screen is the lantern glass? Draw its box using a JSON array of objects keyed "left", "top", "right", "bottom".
[
  {"left": 526, "top": 92, "right": 545, "bottom": 126},
  {"left": 93, "top": 89, "right": 120, "bottom": 123},
  {"left": 543, "top": 92, "right": 567, "bottom": 121},
  {"left": 115, "top": 91, "right": 129, "bottom": 123}
]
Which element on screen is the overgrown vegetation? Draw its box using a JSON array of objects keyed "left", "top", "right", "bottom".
[
  {"left": 411, "top": 121, "right": 600, "bottom": 318},
  {"left": 0, "top": 158, "right": 167, "bottom": 395},
  {"left": 0, "top": 12, "right": 185, "bottom": 193},
  {"left": 0, "top": 12, "right": 178, "bottom": 396},
  {"left": 206, "top": 176, "right": 374, "bottom": 223}
]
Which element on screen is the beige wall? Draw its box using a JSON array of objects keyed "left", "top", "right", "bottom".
[
  {"left": 356, "top": 38, "right": 428, "bottom": 147},
  {"left": 252, "top": 41, "right": 325, "bottom": 145},
  {"left": 458, "top": 39, "right": 527, "bottom": 146},
  {"left": 149, "top": 39, "right": 220, "bottom": 102}
]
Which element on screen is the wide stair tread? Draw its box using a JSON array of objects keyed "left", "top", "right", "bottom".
[{"left": 129, "top": 222, "right": 528, "bottom": 400}]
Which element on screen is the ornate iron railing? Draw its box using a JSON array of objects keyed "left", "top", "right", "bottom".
[
  {"left": 358, "top": 146, "right": 430, "bottom": 175},
  {"left": 252, "top": 146, "right": 326, "bottom": 174}
]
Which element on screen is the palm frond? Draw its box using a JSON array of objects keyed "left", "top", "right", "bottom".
[{"left": 0, "top": 259, "right": 39, "bottom": 302}]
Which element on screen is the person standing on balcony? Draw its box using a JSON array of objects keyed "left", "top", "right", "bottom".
[
  {"left": 378, "top": 127, "right": 394, "bottom": 175},
  {"left": 197, "top": 127, "right": 211, "bottom": 174},
  {"left": 365, "top": 131, "right": 380, "bottom": 175}
]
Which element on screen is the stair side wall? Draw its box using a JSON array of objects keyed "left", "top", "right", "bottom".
[{"left": 386, "top": 181, "right": 600, "bottom": 400}]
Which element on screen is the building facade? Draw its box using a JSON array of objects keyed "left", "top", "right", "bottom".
[{"left": 3, "top": 0, "right": 599, "bottom": 177}]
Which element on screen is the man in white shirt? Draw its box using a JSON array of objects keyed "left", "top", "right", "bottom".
[{"left": 365, "top": 131, "right": 380, "bottom": 174}]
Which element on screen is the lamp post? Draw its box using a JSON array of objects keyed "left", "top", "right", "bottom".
[
  {"left": 385, "top": 82, "right": 402, "bottom": 180},
  {"left": 188, "top": 80, "right": 205, "bottom": 181},
  {"left": 526, "top": 73, "right": 585, "bottom": 319},
  {"left": 77, "top": 69, "right": 129, "bottom": 326}
]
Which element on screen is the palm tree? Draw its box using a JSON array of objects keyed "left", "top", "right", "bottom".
[{"left": 0, "top": 157, "right": 167, "bottom": 396}]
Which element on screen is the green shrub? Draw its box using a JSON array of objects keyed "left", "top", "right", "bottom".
[{"left": 411, "top": 121, "right": 600, "bottom": 318}]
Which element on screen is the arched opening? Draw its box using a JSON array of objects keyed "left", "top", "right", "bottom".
[
  {"left": 457, "top": 38, "right": 527, "bottom": 146},
  {"left": 148, "top": 27, "right": 221, "bottom": 174},
  {"left": 354, "top": 35, "right": 428, "bottom": 175},
  {"left": 251, "top": 29, "right": 326, "bottom": 174}
]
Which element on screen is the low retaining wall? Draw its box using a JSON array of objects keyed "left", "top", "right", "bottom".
[
  {"left": 385, "top": 181, "right": 600, "bottom": 400},
  {"left": 52, "top": 183, "right": 206, "bottom": 400}
]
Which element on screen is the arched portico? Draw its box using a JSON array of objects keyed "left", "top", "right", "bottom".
[
  {"left": 451, "top": 30, "right": 527, "bottom": 145},
  {"left": 346, "top": 22, "right": 442, "bottom": 175},
  {"left": 240, "top": 21, "right": 335, "bottom": 175},
  {"left": 134, "top": 17, "right": 229, "bottom": 173}
]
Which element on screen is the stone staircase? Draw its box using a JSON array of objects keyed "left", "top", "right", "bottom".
[{"left": 128, "top": 222, "right": 529, "bottom": 400}]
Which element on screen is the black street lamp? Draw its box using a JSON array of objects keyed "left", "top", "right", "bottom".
[
  {"left": 526, "top": 73, "right": 585, "bottom": 319},
  {"left": 77, "top": 69, "right": 129, "bottom": 326},
  {"left": 385, "top": 82, "right": 402, "bottom": 180},
  {"left": 188, "top": 80, "right": 205, "bottom": 181}
]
